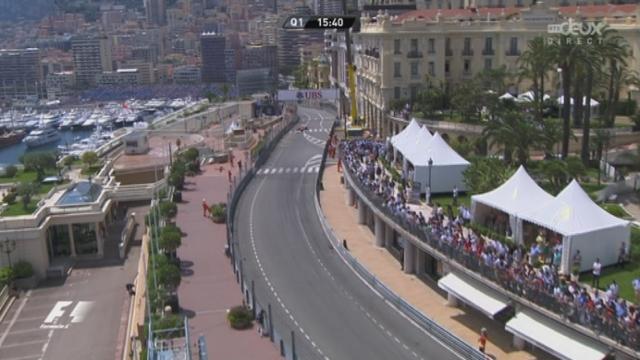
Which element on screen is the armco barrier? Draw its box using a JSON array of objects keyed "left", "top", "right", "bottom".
[
  {"left": 313, "top": 146, "right": 486, "bottom": 360},
  {"left": 225, "top": 109, "right": 307, "bottom": 360}
]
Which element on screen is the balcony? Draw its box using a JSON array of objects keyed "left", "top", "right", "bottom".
[
  {"left": 506, "top": 49, "right": 521, "bottom": 57},
  {"left": 462, "top": 49, "right": 474, "bottom": 56},
  {"left": 363, "top": 48, "right": 380, "bottom": 59},
  {"left": 407, "top": 50, "right": 423, "bottom": 58},
  {"left": 445, "top": 48, "right": 453, "bottom": 57},
  {"left": 482, "top": 48, "right": 495, "bottom": 56},
  {"left": 427, "top": 49, "right": 436, "bottom": 55}
]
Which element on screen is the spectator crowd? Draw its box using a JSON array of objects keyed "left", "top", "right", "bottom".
[{"left": 341, "top": 139, "right": 640, "bottom": 350}]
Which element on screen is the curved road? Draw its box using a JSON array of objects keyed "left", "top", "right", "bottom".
[{"left": 234, "top": 107, "right": 460, "bottom": 360}]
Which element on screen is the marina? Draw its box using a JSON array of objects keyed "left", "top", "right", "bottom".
[{"left": 0, "top": 97, "right": 197, "bottom": 165}]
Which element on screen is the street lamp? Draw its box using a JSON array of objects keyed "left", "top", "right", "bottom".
[
  {"left": 427, "top": 157, "right": 433, "bottom": 206},
  {"left": 0, "top": 239, "right": 16, "bottom": 268}
]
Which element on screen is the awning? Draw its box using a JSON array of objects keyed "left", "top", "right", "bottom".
[
  {"left": 437, "top": 273, "right": 509, "bottom": 318},
  {"left": 505, "top": 310, "right": 608, "bottom": 360}
]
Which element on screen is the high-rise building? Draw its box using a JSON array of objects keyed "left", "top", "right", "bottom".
[
  {"left": 200, "top": 32, "right": 226, "bottom": 83},
  {"left": 0, "top": 48, "right": 43, "bottom": 101},
  {"left": 72, "top": 36, "right": 113, "bottom": 88},
  {"left": 243, "top": 43, "right": 278, "bottom": 75},
  {"left": 313, "top": 0, "right": 342, "bottom": 15},
  {"left": 145, "top": 0, "right": 166, "bottom": 26},
  {"left": 278, "top": 5, "right": 324, "bottom": 74}
]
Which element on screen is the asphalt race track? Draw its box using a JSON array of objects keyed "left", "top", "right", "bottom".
[{"left": 233, "top": 106, "right": 462, "bottom": 360}]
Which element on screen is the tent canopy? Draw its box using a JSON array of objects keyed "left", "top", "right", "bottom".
[
  {"left": 516, "top": 91, "right": 551, "bottom": 103},
  {"left": 523, "top": 180, "right": 629, "bottom": 236},
  {"left": 557, "top": 96, "right": 599, "bottom": 107},
  {"left": 390, "top": 119, "right": 420, "bottom": 146},
  {"left": 499, "top": 92, "right": 515, "bottom": 100},
  {"left": 506, "top": 310, "right": 608, "bottom": 360},
  {"left": 471, "top": 166, "right": 554, "bottom": 218},
  {"left": 438, "top": 273, "right": 509, "bottom": 319},
  {"left": 405, "top": 132, "right": 470, "bottom": 167},
  {"left": 402, "top": 126, "right": 433, "bottom": 162}
]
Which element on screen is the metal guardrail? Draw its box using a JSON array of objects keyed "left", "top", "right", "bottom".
[
  {"left": 225, "top": 106, "right": 309, "bottom": 360},
  {"left": 0, "top": 285, "right": 9, "bottom": 312},
  {"left": 341, "top": 149, "right": 640, "bottom": 357},
  {"left": 313, "top": 130, "right": 485, "bottom": 360}
]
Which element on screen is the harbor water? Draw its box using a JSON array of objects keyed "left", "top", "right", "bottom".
[{"left": 0, "top": 129, "right": 93, "bottom": 165}]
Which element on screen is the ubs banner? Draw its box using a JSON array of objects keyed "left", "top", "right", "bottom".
[{"left": 277, "top": 89, "right": 339, "bottom": 101}]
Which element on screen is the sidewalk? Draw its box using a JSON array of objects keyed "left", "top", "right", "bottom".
[
  {"left": 176, "top": 149, "right": 279, "bottom": 360},
  {"left": 320, "top": 163, "right": 549, "bottom": 360}
]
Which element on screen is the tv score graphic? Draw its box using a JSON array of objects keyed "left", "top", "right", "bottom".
[{"left": 283, "top": 15, "right": 356, "bottom": 30}]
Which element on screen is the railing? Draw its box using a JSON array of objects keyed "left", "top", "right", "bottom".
[
  {"left": 226, "top": 105, "right": 315, "bottom": 359},
  {"left": 314, "top": 137, "right": 485, "bottom": 360},
  {"left": 462, "top": 49, "right": 474, "bottom": 56},
  {"left": 407, "top": 50, "right": 423, "bottom": 58},
  {"left": 505, "top": 49, "right": 521, "bottom": 57},
  {"left": 388, "top": 115, "right": 485, "bottom": 134},
  {"left": 119, "top": 213, "right": 137, "bottom": 259},
  {"left": 341, "top": 150, "right": 640, "bottom": 356},
  {"left": 0, "top": 285, "right": 10, "bottom": 318},
  {"left": 482, "top": 48, "right": 495, "bottom": 56}
]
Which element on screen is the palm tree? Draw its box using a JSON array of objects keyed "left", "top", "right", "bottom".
[
  {"left": 601, "top": 34, "right": 630, "bottom": 128},
  {"left": 550, "top": 34, "right": 580, "bottom": 159},
  {"left": 482, "top": 108, "right": 543, "bottom": 165},
  {"left": 518, "top": 36, "right": 554, "bottom": 123}
]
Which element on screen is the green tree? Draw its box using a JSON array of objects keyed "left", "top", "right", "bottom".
[
  {"left": 414, "top": 86, "right": 448, "bottom": 118},
  {"left": 463, "top": 157, "right": 514, "bottom": 194},
  {"left": 4, "top": 165, "right": 17, "bottom": 178},
  {"left": 539, "top": 159, "right": 569, "bottom": 193},
  {"left": 159, "top": 227, "right": 182, "bottom": 254},
  {"left": 17, "top": 182, "right": 39, "bottom": 210},
  {"left": 81, "top": 151, "right": 99, "bottom": 169},
  {"left": 221, "top": 83, "right": 230, "bottom": 102},
  {"left": 154, "top": 255, "right": 181, "bottom": 290},
  {"left": 451, "top": 80, "right": 484, "bottom": 123},
  {"left": 549, "top": 34, "right": 581, "bottom": 159},
  {"left": 518, "top": 37, "right": 554, "bottom": 124},
  {"left": 476, "top": 66, "right": 511, "bottom": 95},
  {"left": 482, "top": 109, "right": 543, "bottom": 165},
  {"left": 21, "top": 151, "right": 56, "bottom": 181}
]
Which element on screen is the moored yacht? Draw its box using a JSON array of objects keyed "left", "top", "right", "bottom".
[{"left": 23, "top": 127, "right": 60, "bottom": 148}]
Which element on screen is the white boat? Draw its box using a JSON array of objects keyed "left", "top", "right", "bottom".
[
  {"left": 40, "top": 113, "right": 62, "bottom": 128},
  {"left": 97, "top": 115, "right": 114, "bottom": 126},
  {"left": 23, "top": 127, "right": 60, "bottom": 148}
]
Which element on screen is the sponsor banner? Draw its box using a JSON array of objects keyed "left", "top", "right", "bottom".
[{"left": 277, "top": 89, "right": 339, "bottom": 101}]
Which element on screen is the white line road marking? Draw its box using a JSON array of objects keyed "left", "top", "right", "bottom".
[
  {"left": 257, "top": 169, "right": 263, "bottom": 174},
  {"left": 307, "top": 167, "right": 314, "bottom": 173},
  {"left": 278, "top": 168, "right": 284, "bottom": 173},
  {"left": 43, "top": 301, "right": 73, "bottom": 325},
  {"left": 285, "top": 168, "right": 291, "bottom": 173},
  {"left": 70, "top": 301, "right": 93, "bottom": 323},
  {"left": 0, "top": 339, "right": 46, "bottom": 349},
  {"left": 39, "top": 329, "right": 54, "bottom": 360},
  {"left": 4, "top": 354, "right": 43, "bottom": 360},
  {"left": 0, "top": 290, "right": 32, "bottom": 347},
  {"left": 293, "top": 168, "right": 298, "bottom": 173}
]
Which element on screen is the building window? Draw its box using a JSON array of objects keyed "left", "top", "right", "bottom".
[
  {"left": 410, "top": 39, "right": 418, "bottom": 52},
  {"left": 410, "top": 85, "right": 419, "bottom": 100},
  {"left": 464, "top": 59, "right": 471, "bottom": 74},
  {"left": 445, "top": 61, "right": 450, "bottom": 75},
  {"left": 394, "top": 62, "right": 401, "bottom": 78},
  {"left": 72, "top": 223, "right": 98, "bottom": 256},
  {"left": 516, "top": 0, "right": 523, "bottom": 6},
  {"left": 394, "top": 39, "right": 401, "bottom": 54},
  {"left": 483, "top": 37, "right": 493, "bottom": 55},
  {"left": 508, "top": 37, "right": 519, "bottom": 56},
  {"left": 428, "top": 38, "right": 435, "bottom": 54},
  {"left": 48, "top": 224, "right": 71, "bottom": 259},
  {"left": 484, "top": 58, "right": 492, "bottom": 70},
  {"left": 459, "top": 0, "right": 464, "bottom": 9},
  {"left": 445, "top": 38, "right": 452, "bottom": 56},
  {"left": 410, "top": 62, "right": 419, "bottom": 78},
  {"left": 428, "top": 61, "right": 435, "bottom": 76},
  {"left": 463, "top": 37, "right": 472, "bottom": 56},
  {"left": 394, "top": 86, "right": 401, "bottom": 99}
]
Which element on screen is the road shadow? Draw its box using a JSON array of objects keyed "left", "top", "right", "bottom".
[{"left": 181, "top": 268, "right": 194, "bottom": 276}]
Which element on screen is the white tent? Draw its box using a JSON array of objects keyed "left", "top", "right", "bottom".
[
  {"left": 398, "top": 126, "right": 433, "bottom": 174},
  {"left": 471, "top": 166, "right": 554, "bottom": 243},
  {"left": 403, "top": 132, "right": 470, "bottom": 193},
  {"left": 516, "top": 91, "right": 551, "bottom": 103},
  {"left": 522, "top": 180, "right": 631, "bottom": 273},
  {"left": 390, "top": 119, "right": 422, "bottom": 162},
  {"left": 499, "top": 92, "right": 515, "bottom": 100},
  {"left": 557, "top": 96, "right": 600, "bottom": 107}
]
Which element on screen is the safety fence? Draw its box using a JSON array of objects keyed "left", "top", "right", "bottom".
[
  {"left": 224, "top": 106, "right": 321, "bottom": 360},
  {"left": 341, "top": 149, "right": 640, "bottom": 356},
  {"left": 313, "top": 142, "right": 486, "bottom": 360}
]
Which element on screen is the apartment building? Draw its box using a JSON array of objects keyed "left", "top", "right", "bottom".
[
  {"left": 96, "top": 69, "right": 141, "bottom": 87},
  {"left": 0, "top": 48, "right": 43, "bottom": 101},
  {"left": 72, "top": 35, "right": 113, "bottom": 88},
  {"left": 46, "top": 71, "right": 75, "bottom": 100},
  {"left": 353, "top": 3, "right": 640, "bottom": 136},
  {"left": 200, "top": 32, "right": 226, "bottom": 83}
]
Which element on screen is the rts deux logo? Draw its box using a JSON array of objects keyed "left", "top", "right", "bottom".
[{"left": 547, "top": 19, "right": 607, "bottom": 36}]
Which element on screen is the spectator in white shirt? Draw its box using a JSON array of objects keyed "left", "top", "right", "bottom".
[
  {"left": 632, "top": 278, "right": 640, "bottom": 303},
  {"left": 592, "top": 258, "right": 602, "bottom": 289}
]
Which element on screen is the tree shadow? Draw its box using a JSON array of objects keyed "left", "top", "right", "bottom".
[
  {"left": 181, "top": 268, "right": 194, "bottom": 276},
  {"left": 180, "top": 308, "right": 196, "bottom": 319},
  {"left": 180, "top": 260, "right": 194, "bottom": 268}
]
